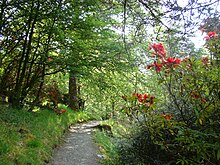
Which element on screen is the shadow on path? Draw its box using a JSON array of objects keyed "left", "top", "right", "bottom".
[{"left": 48, "top": 121, "right": 102, "bottom": 165}]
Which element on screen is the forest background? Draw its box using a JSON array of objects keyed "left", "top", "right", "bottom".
[{"left": 0, "top": 0, "right": 219, "bottom": 164}]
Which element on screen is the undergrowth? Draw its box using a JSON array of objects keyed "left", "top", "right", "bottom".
[
  {"left": 0, "top": 104, "right": 93, "bottom": 165},
  {"left": 94, "top": 118, "right": 131, "bottom": 165},
  {"left": 95, "top": 130, "right": 119, "bottom": 165}
]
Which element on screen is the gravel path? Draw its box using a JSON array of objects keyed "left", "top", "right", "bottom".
[{"left": 48, "top": 121, "right": 102, "bottom": 165}]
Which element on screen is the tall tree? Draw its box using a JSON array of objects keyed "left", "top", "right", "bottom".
[
  {"left": 0, "top": 0, "right": 67, "bottom": 106},
  {"left": 0, "top": 0, "right": 121, "bottom": 108},
  {"left": 62, "top": 1, "right": 133, "bottom": 110}
]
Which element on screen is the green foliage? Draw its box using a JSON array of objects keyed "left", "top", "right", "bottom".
[
  {"left": 1, "top": 0, "right": 219, "bottom": 164},
  {"left": 0, "top": 105, "right": 93, "bottom": 164},
  {"left": 95, "top": 130, "right": 119, "bottom": 165},
  {"left": 0, "top": 0, "right": 123, "bottom": 108},
  {"left": 103, "top": 30, "right": 220, "bottom": 164},
  {"left": 81, "top": 68, "right": 139, "bottom": 119},
  {"left": 115, "top": 127, "right": 172, "bottom": 165}
]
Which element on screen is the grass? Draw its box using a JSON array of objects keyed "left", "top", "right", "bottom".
[
  {"left": 0, "top": 104, "right": 94, "bottom": 165},
  {"left": 94, "top": 119, "right": 127, "bottom": 165},
  {"left": 94, "top": 118, "right": 143, "bottom": 165},
  {"left": 95, "top": 130, "right": 119, "bottom": 165}
]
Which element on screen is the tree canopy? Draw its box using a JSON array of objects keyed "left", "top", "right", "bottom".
[{"left": 0, "top": 1, "right": 219, "bottom": 107}]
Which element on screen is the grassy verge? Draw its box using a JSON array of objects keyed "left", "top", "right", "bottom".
[
  {"left": 94, "top": 119, "right": 143, "bottom": 165},
  {"left": 95, "top": 130, "right": 119, "bottom": 165},
  {"left": 0, "top": 104, "right": 93, "bottom": 165},
  {"left": 94, "top": 119, "right": 124, "bottom": 165}
]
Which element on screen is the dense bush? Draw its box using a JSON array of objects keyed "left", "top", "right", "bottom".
[
  {"left": 116, "top": 127, "right": 174, "bottom": 165},
  {"left": 115, "top": 30, "right": 220, "bottom": 164}
]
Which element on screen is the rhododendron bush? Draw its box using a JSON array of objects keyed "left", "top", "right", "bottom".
[{"left": 121, "top": 31, "right": 220, "bottom": 164}]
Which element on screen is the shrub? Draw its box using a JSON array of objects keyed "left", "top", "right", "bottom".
[{"left": 118, "top": 30, "right": 220, "bottom": 164}]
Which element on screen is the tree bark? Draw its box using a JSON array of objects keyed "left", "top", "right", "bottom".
[{"left": 69, "top": 71, "right": 79, "bottom": 110}]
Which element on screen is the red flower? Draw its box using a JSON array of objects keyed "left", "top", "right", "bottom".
[
  {"left": 160, "top": 112, "right": 172, "bottom": 120},
  {"left": 138, "top": 97, "right": 144, "bottom": 102},
  {"left": 164, "top": 57, "right": 181, "bottom": 65},
  {"left": 175, "top": 58, "right": 181, "bottom": 64},
  {"left": 165, "top": 114, "right": 172, "bottom": 120},
  {"left": 137, "top": 93, "right": 144, "bottom": 102},
  {"left": 149, "top": 96, "right": 155, "bottom": 104},
  {"left": 137, "top": 93, "right": 142, "bottom": 98},
  {"left": 201, "top": 56, "right": 209, "bottom": 65},
  {"left": 200, "top": 98, "right": 207, "bottom": 103},
  {"left": 147, "top": 62, "right": 163, "bottom": 72},
  {"left": 149, "top": 43, "right": 166, "bottom": 57},
  {"left": 147, "top": 64, "right": 154, "bottom": 69},
  {"left": 55, "top": 109, "right": 66, "bottom": 115},
  {"left": 60, "top": 109, "right": 66, "bottom": 113},
  {"left": 133, "top": 92, "right": 144, "bottom": 102},
  {"left": 207, "top": 31, "right": 217, "bottom": 38},
  {"left": 204, "top": 31, "right": 218, "bottom": 40},
  {"left": 166, "top": 56, "right": 175, "bottom": 63},
  {"left": 143, "top": 94, "right": 148, "bottom": 99},
  {"left": 135, "top": 93, "right": 153, "bottom": 104},
  {"left": 154, "top": 61, "right": 163, "bottom": 72}
]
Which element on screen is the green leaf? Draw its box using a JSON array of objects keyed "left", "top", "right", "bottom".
[
  {"left": 198, "top": 118, "right": 203, "bottom": 125},
  {"left": 169, "top": 129, "right": 175, "bottom": 135},
  {"left": 194, "top": 110, "right": 199, "bottom": 118},
  {"left": 217, "top": 149, "right": 220, "bottom": 160}
]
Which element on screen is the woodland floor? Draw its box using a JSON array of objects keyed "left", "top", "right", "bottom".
[{"left": 48, "top": 121, "right": 102, "bottom": 165}]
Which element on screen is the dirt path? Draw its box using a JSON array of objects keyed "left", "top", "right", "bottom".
[{"left": 48, "top": 121, "right": 102, "bottom": 165}]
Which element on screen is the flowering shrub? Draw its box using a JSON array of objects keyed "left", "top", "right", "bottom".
[
  {"left": 148, "top": 43, "right": 167, "bottom": 57},
  {"left": 147, "top": 42, "right": 181, "bottom": 73},
  {"left": 41, "top": 82, "right": 64, "bottom": 108},
  {"left": 121, "top": 31, "right": 220, "bottom": 164},
  {"left": 160, "top": 112, "right": 172, "bottom": 120},
  {"left": 121, "top": 92, "right": 156, "bottom": 121}
]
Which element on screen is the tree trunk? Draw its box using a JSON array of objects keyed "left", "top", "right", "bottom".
[{"left": 69, "top": 71, "right": 79, "bottom": 110}]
